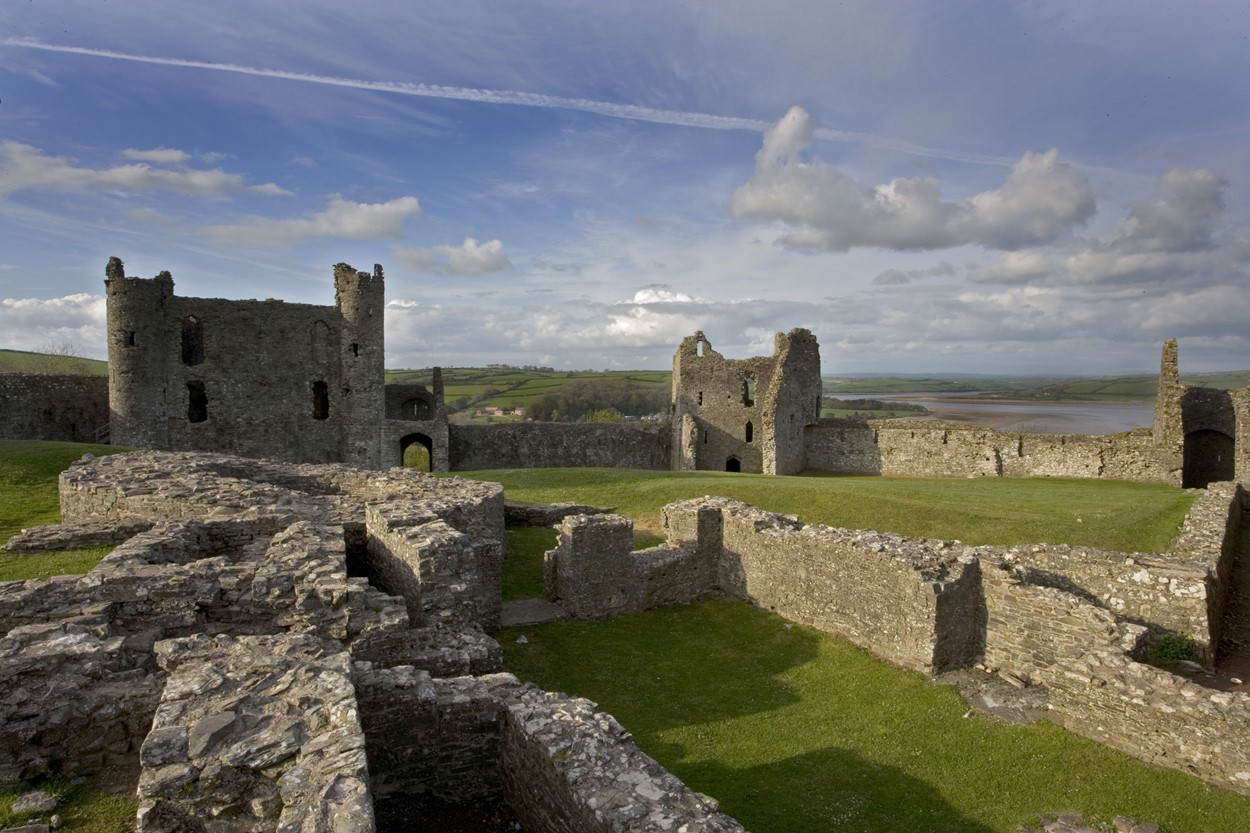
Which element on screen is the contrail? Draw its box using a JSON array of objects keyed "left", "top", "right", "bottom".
[{"left": 0, "top": 37, "right": 1021, "bottom": 167}]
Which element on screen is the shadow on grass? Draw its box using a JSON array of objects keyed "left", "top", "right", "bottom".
[
  {"left": 667, "top": 747, "right": 998, "bottom": 833},
  {"left": 500, "top": 600, "right": 822, "bottom": 731}
]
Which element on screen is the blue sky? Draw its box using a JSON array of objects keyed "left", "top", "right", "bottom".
[{"left": 1, "top": 1, "right": 1247, "bottom": 373}]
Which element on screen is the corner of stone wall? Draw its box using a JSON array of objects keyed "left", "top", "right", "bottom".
[
  {"left": 544, "top": 512, "right": 719, "bottom": 619},
  {"left": 501, "top": 685, "right": 747, "bottom": 833}
]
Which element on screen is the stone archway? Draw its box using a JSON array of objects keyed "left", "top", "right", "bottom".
[
  {"left": 400, "top": 432, "right": 434, "bottom": 473},
  {"left": 1183, "top": 429, "right": 1235, "bottom": 488},
  {"left": 725, "top": 456, "right": 741, "bottom": 473}
]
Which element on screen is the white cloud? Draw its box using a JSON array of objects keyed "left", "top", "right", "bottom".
[
  {"left": 1064, "top": 167, "right": 1242, "bottom": 287},
  {"left": 0, "top": 142, "right": 291, "bottom": 198},
  {"left": 0, "top": 264, "right": 14, "bottom": 271},
  {"left": 967, "top": 251, "right": 1054, "bottom": 285},
  {"left": 0, "top": 294, "right": 107, "bottom": 356},
  {"left": 393, "top": 237, "right": 509, "bottom": 275},
  {"left": 624, "top": 288, "right": 698, "bottom": 304},
  {"left": 121, "top": 148, "right": 191, "bottom": 165},
  {"left": 205, "top": 196, "right": 421, "bottom": 248},
  {"left": 731, "top": 107, "right": 1095, "bottom": 252}
]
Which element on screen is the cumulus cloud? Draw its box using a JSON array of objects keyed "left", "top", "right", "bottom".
[
  {"left": 205, "top": 196, "right": 421, "bottom": 248},
  {"left": 0, "top": 294, "right": 107, "bottom": 356},
  {"left": 731, "top": 106, "right": 1095, "bottom": 252},
  {"left": 393, "top": 237, "right": 510, "bottom": 276},
  {"left": 0, "top": 142, "right": 290, "bottom": 198},
  {"left": 624, "top": 288, "right": 699, "bottom": 304},
  {"left": 1065, "top": 167, "right": 1238, "bottom": 286},
  {"left": 967, "top": 251, "right": 1055, "bottom": 285}
]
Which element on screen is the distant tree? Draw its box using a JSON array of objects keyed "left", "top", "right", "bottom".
[
  {"left": 26, "top": 339, "right": 88, "bottom": 374},
  {"left": 582, "top": 408, "right": 624, "bottom": 423}
]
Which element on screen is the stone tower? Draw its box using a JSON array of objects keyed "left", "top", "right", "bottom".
[
  {"left": 334, "top": 263, "right": 386, "bottom": 469},
  {"left": 670, "top": 328, "right": 821, "bottom": 475},
  {"left": 105, "top": 257, "right": 174, "bottom": 450}
]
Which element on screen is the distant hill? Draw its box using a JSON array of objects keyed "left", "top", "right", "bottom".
[{"left": 0, "top": 349, "right": 107, "bottom": 376}]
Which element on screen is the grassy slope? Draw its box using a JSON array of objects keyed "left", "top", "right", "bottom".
[
  {"left": 0, "top": 349, "right": 107, "bottom": 376},
  {"left": 0, "top": 440, "right": 124, "bottom": 581},
  {"left": 461, "top": 468, "right": 1193, "bottom": 552},
  {"left": 825, "top": 371, "right": 1250, "bottom": 401},
  {"left": 502, "top": 601, "right": 1250, "bottom": 833}
]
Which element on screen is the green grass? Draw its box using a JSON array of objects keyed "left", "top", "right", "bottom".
[
  {"left": 0, "top": 440, "right": 129, "bottom": 581},
  {"left": 457, "top": 468, "right": 1193, "bottom": 552},
  {"left": 502, "top": 600, "right": 1250, "bottom": 833},
  {"left": 503, "top": 526, "right": 556, "bottom": 600},
  {"left": 0, "top": 779, "right": 134, "bottom": 832},
  {"left": 0, "top": 349, "right": 107, "bottom": 376}
]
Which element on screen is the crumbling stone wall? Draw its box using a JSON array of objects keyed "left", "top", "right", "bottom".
[
  {"left": 805, "top": 420, "right": 1181, "bottom": 484},
  {"left": 670, "top": 329, "right": 821, "bottom": 475},
  {"left": 543, "top": 511, "right": 720, "bottom": 619},
  {"left": 449, "top": 422, "right": 670, "bottom": 471},
  {"left": 502, "top": 686, "right": 746, "bottom": 833},
  {"left": 355, "top": 667, "right": 513, "bottom": 809},
  {"left": 0, "top": 373, "right": 109, "bottom": 443},
  {"left": 104, "top": 257, "right": 385, "bottom": 467}
]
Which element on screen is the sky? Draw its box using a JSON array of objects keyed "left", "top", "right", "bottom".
[{"left": 0, "top": 1, "right": 1247, "bottom": 375}]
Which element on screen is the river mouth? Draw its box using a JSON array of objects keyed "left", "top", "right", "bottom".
[{"left": 848, "top": 393, "right": 1155, "bottom": 436}]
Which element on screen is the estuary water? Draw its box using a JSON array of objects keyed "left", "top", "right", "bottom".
[{"left": 852, "top": 393, "right": 1155, "bottom": 436}]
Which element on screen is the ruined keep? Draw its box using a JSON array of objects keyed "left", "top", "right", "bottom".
[
  {"left": 671, "top": 328, "right": 822, "bottom": 474},
  {"left": 104, "top": 257, "right": 386, "bottom": 467},
  {"left": 1153, "top": 338, "right": 1250, "bottom": 488}
]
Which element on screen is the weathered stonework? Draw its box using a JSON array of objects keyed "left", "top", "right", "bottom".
[
  {"left": 104, "top": 257, "right": 385, "bottom": 467},
  {"left": 0, "top": 373, "right": 109, "bottom": 444},
  {"left": 449, "top": 422, "right": 671, "bottom": 471},
  {"left": 0, "top": 450, "right": 753, "bottom": 831},
  {"left": 670, "top": 329, "right": 821, "bottom": 475}
]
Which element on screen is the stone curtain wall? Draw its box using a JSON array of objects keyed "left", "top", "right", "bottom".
[
  {"left": 709, "top": 499, "right": 983, "bottom": 675},
  {"left": 805, "top": 420, "right": 1181, "bottom": 484},
  {"left": 0, "top": 373, "right": 108, "bottom": 443},
  {"left": 449, "top": 422, "right": 670, "bottom": 471}
]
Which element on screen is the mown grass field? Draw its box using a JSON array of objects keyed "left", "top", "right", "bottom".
[{"left": 458, "top": 467, "right": 1194, "bottom": 552}]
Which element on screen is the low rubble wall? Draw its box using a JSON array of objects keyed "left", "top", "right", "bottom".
[{"left": 543, "top": 512, "right": 719, "bottom": 620}]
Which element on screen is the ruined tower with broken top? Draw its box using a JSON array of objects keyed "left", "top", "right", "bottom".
[{"left": 670, "top": 328, "right": 822, "bottom": 475}]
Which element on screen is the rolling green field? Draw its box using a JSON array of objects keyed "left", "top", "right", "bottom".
[{"left": 0, "top": 349, "right": 107, "bottom": 376}]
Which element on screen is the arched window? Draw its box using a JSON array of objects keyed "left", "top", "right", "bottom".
[
  {"left": 745, "top": 421, "right": 754, "bottom": 443},
  {"left": 742, "top": 375, "right": 756, "bottom": 406}
]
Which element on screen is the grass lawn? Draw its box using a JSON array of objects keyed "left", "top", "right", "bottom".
[
  {"left": 0, "top": 440, "right": 125, "bottom": 582},
  {"left": 502, "top": 600, "right": 1250, "bottom": 833},
  {"left": 459, "top": 467, "right": 1194, "bottom": 552}
]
